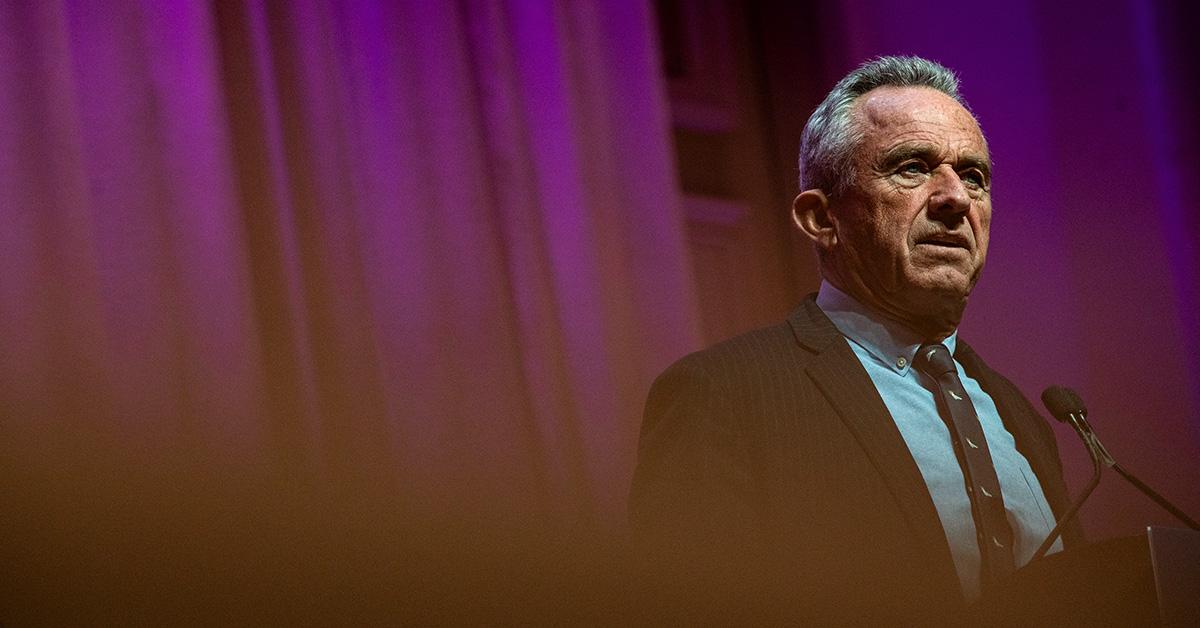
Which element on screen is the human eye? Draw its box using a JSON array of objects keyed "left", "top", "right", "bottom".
[
  {"left": 959, "top": 168, "right": 988, "bottom": 190},
  {"left": 897, "top": 161, "right": 929, "bottom": 176}
]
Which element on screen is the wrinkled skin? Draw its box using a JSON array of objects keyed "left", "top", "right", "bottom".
[{"left": 793, "top": 86, "right": 993, "bottom": 340}]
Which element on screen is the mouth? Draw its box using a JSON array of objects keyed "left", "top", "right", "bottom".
[{"left": 915, "top": 233, "right": 971, "bottom": 251}]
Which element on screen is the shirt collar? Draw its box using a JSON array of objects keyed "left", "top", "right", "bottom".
[{"left": 815, "top": 280, "right": 958, "bottom": 375}]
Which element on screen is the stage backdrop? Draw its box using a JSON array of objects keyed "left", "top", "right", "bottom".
[
  {"left": 1, "top": 1, "right": 702, "bottom": 619},
  {"left": 1, "top": 0, "right": 1197, "bottom": 622}
]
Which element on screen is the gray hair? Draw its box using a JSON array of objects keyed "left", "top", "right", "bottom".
[{"left": 798, "top": 56, "right": 971, "bottom": 196}]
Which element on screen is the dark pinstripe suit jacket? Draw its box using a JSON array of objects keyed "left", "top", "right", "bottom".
[{"left": 629, "top": 296, "right": 1082, "bottom": 619}]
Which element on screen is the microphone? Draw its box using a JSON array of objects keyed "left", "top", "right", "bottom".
[
  {"left": 1031, "top": 386, "right": 1200, "bottom": 562},
  {"left": 1041, "top": 386, "right": 1117, "bottom": 467}
]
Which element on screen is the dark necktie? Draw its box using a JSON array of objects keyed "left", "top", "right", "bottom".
[{"left": 914, "top": 342, "right": 1016, "bottom": 588}]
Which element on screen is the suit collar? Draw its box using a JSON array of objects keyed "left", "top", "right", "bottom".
[{"left": 787, "top": 294, "right": 842, "bottom": 353}]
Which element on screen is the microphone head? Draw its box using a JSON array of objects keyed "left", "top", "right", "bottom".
[{"left": 1041, "top": 386, "right": 1087, "bottom": 422}]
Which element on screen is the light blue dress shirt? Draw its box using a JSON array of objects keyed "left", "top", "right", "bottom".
[{"left": 816, "top": 281, "right": 1061, "bottom": 600}]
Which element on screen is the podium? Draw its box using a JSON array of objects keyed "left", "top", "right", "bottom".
[{"left": 971, "top": 527, "right": 1200, "bottom": 626}]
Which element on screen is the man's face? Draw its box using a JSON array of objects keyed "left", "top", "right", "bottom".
[{"left": 826, "top": 86, "right": 992, "bottom": 333}]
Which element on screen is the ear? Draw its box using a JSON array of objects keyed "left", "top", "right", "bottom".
[{"left": 792, "top": 189, "right": 836, "bottom": 250}]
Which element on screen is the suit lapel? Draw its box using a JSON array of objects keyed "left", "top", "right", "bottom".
[
  {"left": 788, "top": 298, "right": 960, "bottom": 587},
  {"left": 956, "top": 342, "right": 1070, "bottom": 523},
  {"left": 955, "top": 344, "right": 1040, "bottom": 466}
]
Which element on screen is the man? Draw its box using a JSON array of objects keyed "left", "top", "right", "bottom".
[{"left": 629, "top": 56, "right": 1083, "bottom": 621}]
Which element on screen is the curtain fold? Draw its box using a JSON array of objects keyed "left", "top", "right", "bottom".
[{"left": 1, "top": 2, "right": 701, "bottom": 613}]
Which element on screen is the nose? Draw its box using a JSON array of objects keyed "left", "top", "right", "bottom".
[{"left": 927, "top": 164, "right": 971, "bottom": 222}]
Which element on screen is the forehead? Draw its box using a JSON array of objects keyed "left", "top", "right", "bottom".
[{"left": 851, "top": 86, "right": 988, "bottom": 158}]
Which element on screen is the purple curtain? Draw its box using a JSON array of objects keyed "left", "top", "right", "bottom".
[
  {"left": 1, "top": 1, "right": 700, "bottom": 618},
  {"left": 4, "top": 0, "right": 1198, "bottom": 621}
]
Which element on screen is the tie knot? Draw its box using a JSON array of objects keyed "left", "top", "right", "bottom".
[{"left": 915, "top": 343, "right": 956, "bottom": 377}]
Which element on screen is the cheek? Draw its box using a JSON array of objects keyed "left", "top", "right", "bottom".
[
  {"left": 876, "top": 215, "right": 912, "bottom": 251},
  {"left": 975, "top": 208, "right": 992, "bottom": 244},
  {"left": 974, "top": 200, "right": 992, "bottom": 227}
]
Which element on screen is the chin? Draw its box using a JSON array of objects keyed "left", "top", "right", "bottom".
[
  {"left": 909, "top": 281, "right": 971, "bottom": 302},
  {"left": 911, "top": 267, "right": 978, "bottom": 298}
]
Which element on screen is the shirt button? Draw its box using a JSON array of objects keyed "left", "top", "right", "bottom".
[{"left": 896, "top": 356, "right": 907, "bottom": 368}]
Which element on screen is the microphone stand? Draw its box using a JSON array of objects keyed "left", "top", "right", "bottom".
[
  {"left": 1074, "top": 411, "right": 1199, "bottom": 531},
  {"left": 1030, "top": 411, "right": 1105, "bottom": 561},
  {"left": 1110, "top": 462, "right": 1200, "bottom": 531},
  {"left": 1033, "top": 408, "right": 1200, "bottom": 562}
]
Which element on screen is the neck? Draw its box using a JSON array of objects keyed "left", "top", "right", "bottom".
[{"left": 823, "top": 276, "right": 963, "bottom": 343}]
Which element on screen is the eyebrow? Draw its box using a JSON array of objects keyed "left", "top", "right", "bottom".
[{"left": 879, "top": 143, "right": 993, "bottom": 176}]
